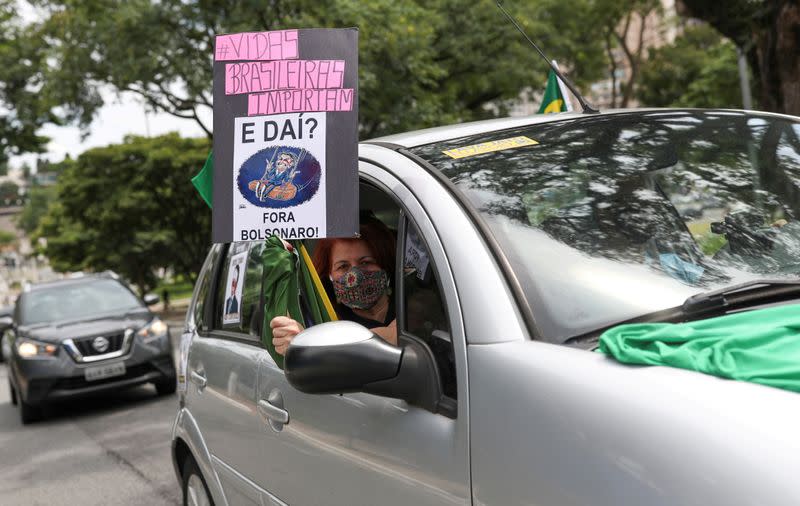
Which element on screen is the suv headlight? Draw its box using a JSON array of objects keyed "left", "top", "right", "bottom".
[
  {"left": 17, "top": 338, "right": 58, "bottom": 359},
  {"left": 137, "top": 318, "right": 169, "bottom": 343}
]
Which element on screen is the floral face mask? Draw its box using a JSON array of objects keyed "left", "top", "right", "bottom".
[{"left": 331, "top": 266, "right": 390, "bottom": 310}]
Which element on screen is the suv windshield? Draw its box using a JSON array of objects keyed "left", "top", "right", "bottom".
[
  {"left": 20, "top": 278, "right": 143, "bottom": 325},
  {"left": 409, "top": 110, "right": 800, "bottom": 342}
]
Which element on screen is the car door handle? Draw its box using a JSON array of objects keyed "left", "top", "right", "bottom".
[
  {"left": 258, "top": 399, "right": 289, "bottom": 425},
  {"left": 190, "top": 371, "right": 207, "bottom": 390}
]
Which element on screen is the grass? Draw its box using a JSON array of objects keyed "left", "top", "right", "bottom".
[
  {"left": 155, "top": 278, "right": 195, "bottom": 301},
  {"left": 0, "top": 230, "right": 16, "bottom": 246}
]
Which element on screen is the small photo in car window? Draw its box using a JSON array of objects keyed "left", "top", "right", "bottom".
[
  {"left": 404, "top": 224, "right": 430, "bottom": 282},
  {"left": 222, "top": 250, "right": 248, "bottom": 325}
]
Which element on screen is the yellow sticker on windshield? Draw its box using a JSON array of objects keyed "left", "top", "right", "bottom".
[{"left": 443, "top": 136, "right": 539, "bottom": 159}]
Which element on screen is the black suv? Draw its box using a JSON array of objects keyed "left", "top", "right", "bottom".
[{"left": 0, "top": 273, "right": 176, "bottom": 424}]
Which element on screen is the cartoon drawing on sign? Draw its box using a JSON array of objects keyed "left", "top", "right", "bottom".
[
  {"left": 250, "top": 150, "right": 298, "bottom": 201},
  {"left": 237, "top": 146, "right": 321, "bottom": 208}
]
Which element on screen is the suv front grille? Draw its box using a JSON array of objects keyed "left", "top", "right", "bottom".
[
  {"left": 64, "top": 329, "right": 134, "bottom": 363},
  {"left": 73, "top": 333, "right": 125, "bottom": 356}
]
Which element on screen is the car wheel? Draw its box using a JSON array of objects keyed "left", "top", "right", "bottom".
[
  {"left": 182, "top": 457, "right": 214, "bottom": 506},
  {"left": 9, "top": 380, "right": 17, "bottom": 406},
  {"left": 20, "top": 398, "right": 43, "bottom": 425},
  {"left": 155, "top": 378, "right": 177, "bottom": 396}
]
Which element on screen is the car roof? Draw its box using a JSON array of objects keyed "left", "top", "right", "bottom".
[
  {"left": 365, "top": 107, "right": 797, "bottom": 149},
  {"left": 368, "top": 110, "right": 588, "bottom": 148},
  {"left": 25, "top": 272, "right": 120, "bottom": 292}
]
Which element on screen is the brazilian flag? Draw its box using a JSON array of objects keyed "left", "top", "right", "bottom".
[
  {"left": 537, "top": 69, "right": 569, "bottom": 114},
  {"left": 259, "top": 239, "right": 338, "bottom": 369}
]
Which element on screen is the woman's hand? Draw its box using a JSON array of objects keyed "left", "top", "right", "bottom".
[{"left": 270, "top": 316, "right": 303, "bottom": 356}]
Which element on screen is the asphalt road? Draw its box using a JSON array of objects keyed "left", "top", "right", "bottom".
[{"left": 0, "top": 321, "right": 184, "bottom": 506}]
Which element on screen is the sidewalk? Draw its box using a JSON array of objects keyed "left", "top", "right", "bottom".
[{"left": 153, "top": 296, "right": 191, "bottom": 324}]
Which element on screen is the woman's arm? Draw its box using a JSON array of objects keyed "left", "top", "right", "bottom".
[{"left": 371, "top": 319, "right": 397, "bottom": 346}]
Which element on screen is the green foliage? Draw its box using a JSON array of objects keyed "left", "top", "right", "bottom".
[
  {"left": 0, "top": 1, "right": 52, "bottom": 162},
  {"left": 17, "top": 185, "right": 57, "bottom": 234},
  {"left": 637, "top": 25, "right": 742, "bottom": 108},
  {"left": 0, "top": 180, "right": 19, "bottom": 204},
  {"left": 0, "top": 229, "right": 15, "bottom": 246},
  {"left": 30, "top": 0, "right": 608, "bottom": 138},
  {"left": 36, "top": 133, "right": 211, "bottom": 293},
  {"left": 155, "top": 278, "right": 194, "bottom": 301}
]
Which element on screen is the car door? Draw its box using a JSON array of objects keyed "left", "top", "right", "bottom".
[
  {"left": 185, "top": 241, "right": 274, "bottom": 505},
  {"left": 255, "top": 164, "right": 471, "bottom": 505}
]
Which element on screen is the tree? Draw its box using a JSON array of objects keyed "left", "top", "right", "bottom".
[
  {"left": 37, "top": 133, "right": 211, "bottom": 293},
  {"left": 17, "top": 185, "right": 57, "bottom": 234},
  {"left": 636, "top": 24, "right": 741, "bottom": 108},
  {"left": 30, "top": 0, "right": 608, "bottom": 138},
  {"left": 679, "top": 0, "right": 800, "bottom": 115},
  {"left": 0, "top": 1, "right": 52, "bottom": 163},
  {"left": 592, "top": 0, "right": 662, "bottom": 108},
  {"left": 0, "top": 180, "right": 18, "bottom": 204}
]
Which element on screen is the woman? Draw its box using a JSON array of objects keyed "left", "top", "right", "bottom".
[{"left": 271, "top": 216, "right": 397, "bottom": 355}]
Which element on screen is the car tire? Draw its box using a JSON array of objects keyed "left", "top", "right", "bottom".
[
  {"left": 20, "top": 398, "right": 43, "bottom": 425},
  {"left": 182, "top": 457, "right": 214, "bottom": 506},
  {"left": 155, "top": 378, "right": 177, "bottom": 396},
  {"left": 9, "top": 380, "right": 17, "bottom": 406}
]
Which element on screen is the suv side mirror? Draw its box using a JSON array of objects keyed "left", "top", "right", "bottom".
[
  {"left": 143, "top": 293, "right": 160, "bottom": 306},
  {"left": 0, "top": 315, "right": 12, "bottom": 331},
  {"left": 285, "top": 321, "right": 444, "bottom": 413}
]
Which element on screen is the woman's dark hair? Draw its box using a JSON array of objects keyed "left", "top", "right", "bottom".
[{"left": 311, "top": 214, "right": 396, "bottom": 281}]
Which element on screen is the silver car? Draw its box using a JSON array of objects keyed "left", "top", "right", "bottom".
[{"left": 172, "top": 109, "right": 800, "bottom": 506}]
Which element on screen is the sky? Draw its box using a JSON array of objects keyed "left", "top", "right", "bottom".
[
  {"left": 10, "top": 1, "right": 212, "bottom": 172},
  {"left": 11, "top": 90, "right": 212, "bottom": 172}
]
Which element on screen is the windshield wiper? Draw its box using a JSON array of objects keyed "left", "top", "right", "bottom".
[
  {"left": 682, "top": 279, "right": 800, "bottom": 316},
  {"left": 565, "top": 279, "right": 800, "bottom": 347}
]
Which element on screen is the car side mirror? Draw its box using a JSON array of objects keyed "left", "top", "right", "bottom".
[
  {"left": 143, "top": 293, "right": 160, "bottom": 306},
  {"left": 0, "top": 316, "right": 12, "bottom": 331},
  {"left": 285, "top": 321, "right": 444, "bottom": 413},
  {"left": 284, "top": 321, "right": 402, "bottom": 393}
]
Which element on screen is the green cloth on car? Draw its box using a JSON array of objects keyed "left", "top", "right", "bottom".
[{"left": 598, "top": 304, "right": 800, "bottom": 393}]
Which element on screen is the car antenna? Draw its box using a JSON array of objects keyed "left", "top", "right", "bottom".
[{"left": 496, "top": 1, "right": 599, "bottom": 114}]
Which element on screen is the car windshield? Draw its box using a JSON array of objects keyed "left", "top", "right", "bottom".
[
  {"left": 409, "top": 110, "right": 800, "bottom": 342},
  {"left": 19, "top": 278, "right": 143, "bottom": 325}
]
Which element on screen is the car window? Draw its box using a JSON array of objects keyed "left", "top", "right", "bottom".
[
  {"left": 243, "top": 242, "right": 266, "bottom": 337},
  {"left": 193, "top": 245, "right": 222, "bottom": 333},
  {"left": 400, "top": 217, "right": 457, "bottom": 399},
  {"left": 410, "top": 111, "right": 800, "bottom": 342},
  {"left": 19, "top": 279, "right": 142, "bottom": 325},
  {"left": 213, "top": 242, "right": 264, "bottom": 338}
]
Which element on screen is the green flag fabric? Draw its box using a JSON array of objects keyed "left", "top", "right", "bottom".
[
  {"left": 538, "top": 70, "right": 568, "bottom": 114},
  {"left": 192, "top": 151, "right": 214, "bottom": 208},
  {"left": 598, "top": 304, "right": 800, "bottom": 393},
  {"left": 259, "top": 238, "right": 338, "bottom": 369},
  {"left": 260, "top": 236, "right": 303, "bottom": 369}
]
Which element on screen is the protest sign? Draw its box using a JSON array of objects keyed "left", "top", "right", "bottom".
[{"left": 212, "top": 28, "right": 359, "bottom": 242}]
